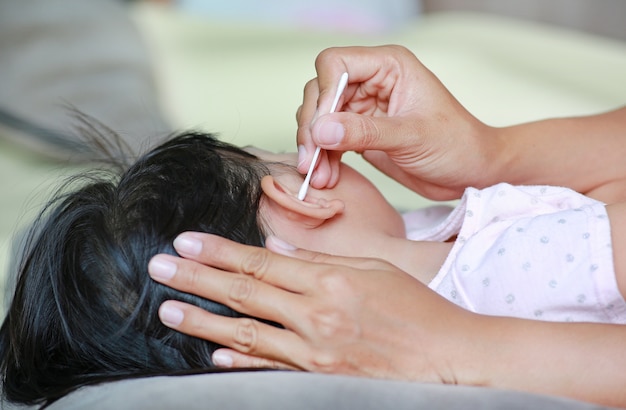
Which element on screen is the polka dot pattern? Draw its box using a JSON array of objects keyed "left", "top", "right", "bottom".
[{"left": 406, "top": 183, "right": 626, "bottom": 324}]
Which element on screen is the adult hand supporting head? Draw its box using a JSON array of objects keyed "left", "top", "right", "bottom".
[
  {"left": 148, "top": 232, "right": 481, "bottom": 384},
  {"left": 148, "top": 232, "right": 626, "bottom": 407},
  {"left": 296, "top": 45, "right": 498, "bottom": 201}
]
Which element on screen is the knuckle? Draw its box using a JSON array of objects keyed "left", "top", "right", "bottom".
[
  {"left": 228, "top": 275, "right": 254, "bottom": 305},
  {"left": 303, "top": 78, "right": 318, "bottom": 95},
  {"left": 251, "top": 356, "right": 272, "bottom": 368},
  {"left": 181, "top": 262, "right": 203, "bottom": 290},
  {"left": 316, "top": 270, "right": 352, "bottom": 295},
  {"left": 233, "top": 318, "right": 259, "bottom": 354},
  {"left": 385, "top": 44, "right": 415, "bottom": 65},
  {"left": 297, "top": 120, "right": 311, "bottom": 140},
  {"left": 308, "top": 304, "right": 360, "bottom": 340},
  {"left": 309, "top": 308, "right": 344, "bottom": 338},
  {"left": 240, "top": 248, "right": 270, "bottom": 280},
  {"left": 295, "top": 104, "right": 303, "bottom": 122},
  {"left": 351, "top": 116, "right": 382, "bottom": 149},
  {"left": 314, "top": 47, "right": 338, "bottom": 70},
  {"left": 257, "top": 357, "right": 288, "bottom": 370},
  {"left": 389, "top": 44, "right": 411, "bottom": 57},
  {"left": 309, "top": 350, "right": 343, "bottom": 373}
]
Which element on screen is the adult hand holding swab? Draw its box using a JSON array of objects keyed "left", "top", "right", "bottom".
[{"left": 297, "top": 72, "right": 349, "bottom": 201}]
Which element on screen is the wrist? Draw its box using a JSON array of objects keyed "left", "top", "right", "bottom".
[
  {"left": 439, "top": 313, "right": 540, "bottom": 390},
  {"left": 443, "top": 311, "right": 496, "bottom": 388},
  {"left": 465, "top": 121, "right": 503, "bottom": 189},
  {"left": 450, "top": 313, "right": 626, "bottom": 407},
  {"left": 413, "top": 306, "right": 495, "bottom": 387}
]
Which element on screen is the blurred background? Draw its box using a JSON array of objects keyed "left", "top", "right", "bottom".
[
  {"left": 1, "top": 0, "right": 625, "bottom": 314},
  {"left": 423, "top": 0, "right": 626, "bottom": 40},
  {"left": 177, "top": 0, "right": 626, "bottom": 40}
]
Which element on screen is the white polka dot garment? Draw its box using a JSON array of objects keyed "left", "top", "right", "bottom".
[{"left": 403, "top": 183, "right": 626, "bottom": 323}]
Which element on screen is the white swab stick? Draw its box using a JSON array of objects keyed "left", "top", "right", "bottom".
[{"left": 298, "top": 72, "right": 349, "bottom": 201}]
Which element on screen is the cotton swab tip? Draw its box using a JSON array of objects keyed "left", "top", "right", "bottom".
[{"left": 297, "top": 183, "right": 308, "bottom": 201}]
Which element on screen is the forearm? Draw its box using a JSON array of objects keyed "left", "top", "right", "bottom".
[
  {"left": 470, "top": 315, "right": 626, "bottom": 407},
  {"left": 485, "top": 106, "right": 626, "bottom": 196}
]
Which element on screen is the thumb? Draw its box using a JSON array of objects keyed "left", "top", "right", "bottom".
[
  {"left": 312, "top": 112, "right": 411, "bottom": 154},
  {"left": 266, "top": 236, "right": 395, "bottom": 272}
]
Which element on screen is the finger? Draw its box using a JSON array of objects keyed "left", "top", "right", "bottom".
[
  {"left": 212, "top": 348, "right": 296, "bottom": 371},
  {"left": 265, "top": 236, "right": 392, "bottom": 272},
  {"left": 361, "top": 149, "right": 420, "bottom": 190},
  {"left": 171, "top": 232, "right": 316, "bottom": 293},
  {"left": 296, "top": 79, "right": 321, "bottom": 174},
  {"left": 313, "top": 45, "right": 404, "bottom": 113},
  {"left": 325, "top": 150, "right": 343, "bottom": 188},
  {"left": 149, "top": 253, "right": 305, "bottom": 327},
  {"left": 309, "top": 148, "right": 332, "bottom": 188},
  {"left": 362, "top": 150, "right": 461, "bottom": 200},
  {"left": 172, "top": 232, "right": 391, "bottom": 279},
  {"left": 317, "top": 45, "right": 419, "bottom": 80},
  {"left": 313, "top": 50, "right": 351, "bottom": 118},
  {"left": 312, "top": 112, "right": 415, "bottom": 154},
  {"left": 297, "top": 78, "right": 344, "bottom": 189},
  {"left": 308, "top": 149, "right": 343, "bottom": 189},
  {"left": 298, "top": 78, "right": 320, "bottom": 126},
  {"left": 158, "top": 300, "right": 306, "bottom": 369},
  {"left": 313, "top": 45, "right": 414, "bottom": 114}
]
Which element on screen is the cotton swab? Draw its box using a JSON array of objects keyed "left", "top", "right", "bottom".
[{"left": 297, "top": 72, "right": 349, "bottom": 201}]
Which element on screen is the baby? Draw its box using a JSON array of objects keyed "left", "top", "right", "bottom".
[{"left": 2, "top": 129, "right": 625, "bottom": 406}]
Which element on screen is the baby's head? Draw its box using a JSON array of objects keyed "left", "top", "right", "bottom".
[{"left": 0, "top": 131, "right": 403, "bottom": 406}]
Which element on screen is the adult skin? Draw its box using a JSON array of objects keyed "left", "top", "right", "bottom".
[
  {"left": 150, "top": 232, "right": 626, "bottom": 407},
  {"left": 149, "top": 46, "right": 626, "bottom": 407},
  {"left": 296, "top": 45, "right": 626, "bottom": 203}
]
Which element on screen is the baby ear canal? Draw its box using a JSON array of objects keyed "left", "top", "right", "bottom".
[{"left": 260, "top": 175, "right": 344, "bottom": 227}]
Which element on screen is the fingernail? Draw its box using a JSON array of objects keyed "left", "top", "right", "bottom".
[
  {"left": 315, "top": 120, "right": 344, "bottom": 146},
  {"left": 212, "top": 351, "right": 233, "bottom": 368},
  {"left": 267, "top": 236, "right": 297, "bottom": 251},
  {"left": 174, "top": 234, "right": 202, "bottom": 255},
  {"left": 297, "top": 144, "right": 307, "bottom": 169},
  {"left": 159, "top": 303, "right": 184, "bottom": 327},
  {"left": 149, "top": 256, "right": 177, "bottom": 280}
]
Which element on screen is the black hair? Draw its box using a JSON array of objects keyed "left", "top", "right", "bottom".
[{"left": 0, "top": 130, "right": 274, "bottom": 406}]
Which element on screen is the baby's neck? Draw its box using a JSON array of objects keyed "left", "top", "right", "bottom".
[{"left": 373, "top": 236, "right": 453, "bottom": 285}]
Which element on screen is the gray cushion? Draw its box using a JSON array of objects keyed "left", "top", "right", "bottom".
[{"left": 24, "top": 371, "right": 615, "bottom": 410}]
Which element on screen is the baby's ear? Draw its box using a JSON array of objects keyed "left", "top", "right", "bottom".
[{"left": 260, "top": 175, "right": 344, "bottom": 229}]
